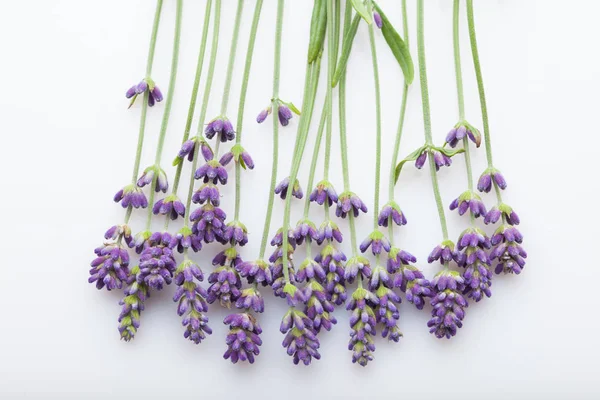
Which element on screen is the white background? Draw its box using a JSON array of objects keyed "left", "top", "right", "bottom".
[{"left": 0, "top": 0, "right": 597, "bottom": 399}]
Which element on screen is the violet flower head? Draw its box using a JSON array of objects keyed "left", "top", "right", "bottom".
[
  {"left": 195, "top": 160, "right": 228, "bottom": 185},
  {"left": 137, "top": 232, "right": 176, "bottom": 291},
  {"left": 256, "top": 106, "right": 272, "bottom": 123},
  {"left": 225, "top": 144, "right": 255, "bottom": 170},
  {"left": 173, "top": 259, "right": 212, "bottom": 344},
  {"left": 270, "top": 227, "right": 297, "bottom": 250},
  {"left": 370, "top": 268, "right": 403, "bottom": 342},
  {"left": 310, "top": 180, "right": 338, "bottom": 206},
  {"left": 137, "top": 165, "right": 168, "bottom": 193},
  {"left": 296, "top": 258, "right": 326, "bottom": 284},
  {"left": 336, "top": 191, "right": 368, "bottom": 219},
  {"left": 205, "top": 116, "right": 235, "bottom": 142},
  {"left": 360, "top": 230, "right": 391, "bottom": 256},
  {"left": 283, "top": 283, "right": 308, "bottom": 307},
  {"left": 445, "top": 122, "right": 481, "bottom": 148},
  {"left": 224, "top": 313, "right": 263, "bottom": 364},
  {"left": 114, "top": 184, "right": 148, "bottom": 209},
  {"left": 477, "top": 167, "right": 507, "bottom": 193},
  {"left": 347, "top": 288, "right": 378, "bottom": 366},
  {"left": 378, "top": 201, "right": 406, "bottom": 227},
  {"left": 235, "top": 259, "right": 273, "bottom": 287},
  {"left": 415, "top": 150, "right": 428, "bottom": 169},
  {"left": 485, "top": 203, "right": 520, "bottom": 226},
  {"left": 490, "top": 224, "right": 527, "bottom": 275},
  {"left": 393, "top": 264, "right": 432, "bottom": 310},
  {"left": 428, "top": 240, "right": 461, "bottom": 265},
  {"left": 130, "top": 229, "right": 152, "bottom": 254},
  {"left": 118, "top": 272, "right": 148, "bottom": 341},
  {"left": 280, "top": 308, "right": 321, "bottom": 365},
  {"left": 315, "top": 244, "right": 347, "bottom": 306},
  {"left": 457, "top": 228, "right": 492, "bottom": 302},
  {"left": 126, "top": 78, "right": 162, "bottom": 108},
  {"left": 104, "top": 224, "right": 132, "bottom": 246},
  {"left": 449, "top": 190, "right": 487, "bottom": 219},
  {"left": 278, "top": 104, "right": 293, "bottom": 126},
  {"left": 89, "top": 242, "right": 130, "bottom": 291},
  {"left": 171, "top": 226, "right": 202, "bottom": 253},
  {"left": 317, "top": 220, "right": 343, "bottom": 245},
  {"left": 189, "top": 203, "right": 226, "bottom": 244},
  {"left": 222, "top": 221, "right": 248, "bottom": 247},
  {"left": 294, "top": 218, "right": 318, "bottom": 245},
  {"left": 173, "top": 137, "right": 213, "bottom": 165},
  {"left": 427, "top": 270, "right": 468, "bottom": 339},
  {"left": 207, "top": 248, "right": 243, "bottom": 308},
  {"left": 270, "top": 257, "right": 296, "bottom": 299},
  {"left": 152, "top": 194, "right": 185, "bottom": 220},
  {"left": 192, "top": 183, "right": 221, "bottom": 206},
  {"left": 344, "top": 255, "right": 372, "bottom": 284},
  {"left": 235, "top": 287, "right": 265, "bottom": 313},
  {"left": 373, "top": 11, "right": 383, "bottom": 29},
  {"left": 275, "top": 176, "right": 303, "bottom": 199},
  {"left": 303, "top": 279, "right": 337, "bottom": 333}
]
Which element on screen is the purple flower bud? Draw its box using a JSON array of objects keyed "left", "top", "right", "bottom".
[
  {"left": 223, "top": 312, "right": 262, "bottom": 364},
  {"left": 310, "top": 180, "right": 338, "bottom": 206},
  {"left": 478, "top": 168, "right": 507, "bottom": 192},
  {"left": 125, "top": 85, "right": 137, "bottom": 99},
  {"left": 152, "top": 195, "right": 186, "bottom": 220},
  {"left": 415, "top": 151, "right": 427, "bottom": 169},
  {"left": 373, "top": 11, "right": 383, "bottom": 29},
  {"left": 449, "top": 190, "right": 487, "bottom": 219},
  {"left": 359, "top": 230, "right": 390, "bottom": 255},
  {"left": 256, "top": 106, "right": 271, "bottom": 123},
  {"left": 151, "top": 85, "right": 163, "bottom": 102},
  {"left": 432, "top": 150, "right": 452, "bottom": 170},
  {"left": 274, "top": 177, "right": 303, "bottom": 200},
  {"left": 195, "top": 160, "right": 228, "bottom": 185},
  {"left": 427, "top": 270, "right": 468, "bottom": 339},
  {"left": 336, "top": 191, "right": 368, "bottom": 219},
  {"left": 207, "top": 263, "right": 242, "bottom": 308},
  {"left": 294, "top": 219, "right": 318, "bottom": 245},
  {"left": 114, "top": 184, "right": 148, "bottom": 209},
  {"left": 135, "top": 80, "right": 148, "bottom": 94},
  {"left": 378, "top": 201, "right": 406, "bottom": 227},
  {"left": 192, "top": 183, "right": 221, "bottom": 206},
  {"left": 235, "top": 259, "right": 273, "bottom": 286},
  {"left": 278, "top": 105, "right": 293, "bottom": 126}
]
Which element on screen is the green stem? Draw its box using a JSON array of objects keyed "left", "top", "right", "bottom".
[
  {"left": 387, "top": 0, "right": 410, "bottom": 242},
  {"left": 417, "top": 0, "right": 449, "bottom": 240},
  {"left": 183, "top": 0, "right": 222, "bottom": 229},
  {"left": 368, "top": 7, "right": 382, "bottom": 230},
  {"left": 220, "top": 0, "right": 244, "bottom": 115},
  {"left": 146, "top": 0, "right": 183, "bottom": 231},
  {"left": 145, "top": 0, "right": 164, "bottom": 77},
  {"left": 233, "top": 0, "right": 264, "bottom": 221},
  {"left": 171, "top": 0, "right": 213, "bottom": 194},
  {"left": 466, "top": 0, "right": 493, "bottom": 168},
  {"left": 323, "top": 0, "right": 340, "bottom": 180},
  {"left": 303, "top": 98, "right": 327, "bottom": 217}
]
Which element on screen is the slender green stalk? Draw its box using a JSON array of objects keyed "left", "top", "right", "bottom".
[
  {"left": 303, "top": 99, "right": 327, "bottom": 217},
  {"left": 220, "top": 0, "right": 244, "bottom": 115},
  {"left": 171, "top": 0, "right": 213, "bottom": 193},
  {"left": 417, "top": 0, "right": 449, "bottom": 240},
  {"left": 387, "top": 0, "right": 410, "bottom": 242},
  {"left": 323, "top": 0, "right": 340, "bottom": 180},
  {"left": 145, "top": 0, "right": 183, "bottom": 230},
  {"left": 233, "top": 0, "right": 264, "bottom": 221},
  {"left": 124, "top": 0, "right": 163, "bottom": 225},
  {"left": 368, "top": 2, "right": 382, "bottom": 230},
  {"left": 182, "top": 0, "right": 222, "bottom": 235}
]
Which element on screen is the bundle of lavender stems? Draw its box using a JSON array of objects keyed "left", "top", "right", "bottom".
[{"left": 89, "top": 0, "right": 526, "bottom": 366}]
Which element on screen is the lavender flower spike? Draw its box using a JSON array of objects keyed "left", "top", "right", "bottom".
[
  {"left": 303, "top": 279, "right": 337, "bottom": 333},
  {"left": 449, "top": 190, "right": 487, "bottom": 219},
  {"left": 280, "top": 308, "right": 321, "bottom": 365},
  {"left": 347, "top": 288, "right": 379, "bottom": 366},
  {"left": 173, "top": 259, "right": 211, "bottom": 344},
  {"left": 309, "top": 179, "right": 338, "bottom": 206},
  {"left": 89, "top": 242, "right": 130, "bottom": 291},
  {"left": 114, "top": 184, "right": 148, "bottom": 209},
  {"left": 378, "top": 201, "right": 406, "bottom": 227},
  {"left": 490, "top": 224, "right": 527, "bottom": 275},
  {"left": 427, "top": 270, "right": 468, "bottom": 339},
  {"left": 205, "top": 116, "right": 235, "bottom": 142},
  {"left": 477, "top": 167, "right": 507, "bottom": 193},
  {"left": 118, "top": 267, "right": 148, "bottom": 341},
  {"left": 275, "top": 176, "right": 303, "bottom": 200},
  {"left": 137, "top": 232, "right": 176, "bottom": 291},
  {"left": 456, "top": 228, "right": 493, "bottom": 302},
  {"left": 337, "top": 191, "right": 368, "bottom": 219},
  {"left": 224, "top": 313, "right": 263, "bottom": 364}
]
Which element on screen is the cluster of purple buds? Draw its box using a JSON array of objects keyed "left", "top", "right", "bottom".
[
  {"left": 137, "top": 232, "right": 176, "bottom": 291},
  {"left": 130, "top": 230, "right": 152, "bottom": 254},
  {"left": 256, "top": 100, "right": 300, "bottom": 126},
  {"left": 269, "top": 227, "right": 296, "bottom": 298},
  {"left": 490, "top": 225, "right": 527, "bottom": 275},
  {"left": 427, "top": 270, "right": 468, "bottom": 339},
  {"left": 456, "top": 228, "right": 493, "bottom": 302},
  {"left": 207, "top": 248, "right": 243, "bottom": 308},
  {"left": 485, "top": 202, "right": 520, "bottom": 226},
  {"left": 125, "top": 78, "right": 163, "bottom": 108},
  {"left": 373, "top": 11, "right": 383, "bottom": 29},
  {"left": 336, "top": 191, "right": 368, "bottom": 218},
  {"left": 378, "top": 201, "right": 406, "bottom": 227},
  {"left": 235, "top": 259, "right": 273, "bottom": 287},
  {"left": 275, "top": 176, "right": 303, "bottom": 200},
  {"left": 173, "top": 136, "right": 213, "bottom": 165},
  {"left": 114, "top": 184, "right": 148, "bottom": 209},
  {"left": 310, "top": 180, "right": 338, "bottom": 206},
  {"left": 370, "top": 266, "right": 402, "bottom": 342},
  {"left": 428, "top": 240, "right": 462, "bottom": 265},
  {"left": 222, "top": 144, "right": 255, "bottom": 170},
  {"left": 190, "top": 203, "right": 227, "bottom": 244},
  {"left": 153, "top": 194, "right": 185, "bottom": 220},
  {"left": 137, "top": 165, "right": 169, "bottom": 193},
  {"left": 445, "top": 122, "right": 481, "bottom": 148},
  {"left": 173, "top": 259, "right": 211, "bottom": 344},
  {"left": 171, "top": 226, "right": 202, "bottom": 253},
  {"left": 388, "top": 247, "right": 432, "bottom": 310},
  {"left": 415, "top": 147, "right": 453, "bottom": 171},
  {"left": 449, "top": 190, "right": 487, "bottom": 219},
  {"left": 477, "top": 167, "right": 507, "bottom": 193},
  {"left": 223, "top": 313, "right": 263, "bottom": 364},
  {"left": 315, "top": 244, "right": 347, "bottom": 305},
  {"left": 89, "top": 239, "right": 130, "bottom": 291},
  {"left": 280, "top": 308, "right": 321, "bottom": 365},
  {"left": 118, "top": 268, "right": 148, "bottom": 341},
  {"left": 193, "top": 183, "right": 221, "bottom": 206},
  {"left": 360, "top": 230, "right": 391, "bottom": 255},
  {"left": 316, "top": 220, "right": 343, "bottom": 244},
  {"left": 235, "top": 287, "right": 265, "bottom": 313},
  {"left": 223, "top": 221, "right": 248, "bottom": 246},
  {"left": 302, "top": 279, "right": 337, "bottom": 333},
  {"left": 195, "top": 160, "right": 228, "bottom": 185},
  {"left": 344, "top": 255, "right": 372, "bottom": 284},
  {"left": 294, "top": 218, "right": 318, "bottom": 245},
  {"left": 347, "top": 288, "right": 378, "bottom": 366},
  {"left": 205, "top": 116, "right": 235, "bottom": 142}
]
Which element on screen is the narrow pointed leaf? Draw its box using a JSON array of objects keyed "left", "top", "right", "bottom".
[
  {"left": 332, "top": 14, "right": 361, "bottom": 87},
  {"left": 308, "top": 0, "right": 328, "bottom": 63},
  {"left": 350, "top": 0, "right": 372, "bottom": 24}
]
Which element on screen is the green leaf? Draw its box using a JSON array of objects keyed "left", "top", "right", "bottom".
[
  {"left": 308, "top": 0, "right": 327, "bottom": 63},
  {"left": 332, "top": 14, "right": 361, "bottom": 87},
  {"left": 287, "top": 102, "right": 301, "bottom": 115},
  {"left": 350, "top": 0, "right": 372, "bottom": 24},
  {"left": 438, "top": 147, "right": 465, "bottom": 157},
  {"left": 373, "top": 1, "right": 414, "bottom": 84}
]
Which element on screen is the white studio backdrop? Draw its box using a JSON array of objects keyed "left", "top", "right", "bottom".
[{"left": 0, "top": 0, "right": 597, "bottom": 399}]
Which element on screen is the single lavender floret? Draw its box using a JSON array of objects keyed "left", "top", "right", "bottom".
[
  {"left": 427, "top": 270, "right": 468, "bottom": 339},
  {"left": 222, "top": 221, "right": 248, "bottom": 246},
  {"left": 344, "top": 255, "right": 372, "bottom": 284},
  {"left": 104, "top": 224, "right": 133, "bottom": 246},
  {"left": 125, "top": 78, "right": 162, "bottom": 108},
  {"left": 235, "top": 287, "right": 265, "bottom": 313},
  {"left": 278, "top": 104, "right": 293, "bottom": 126},
  {"left": 485, "top": 203, "right": 520, "bottom": 225},
  {"left": 428, "top": 240, "right": 461, "bottom": 265},
  {"left": 275, "top": 176, "right": 303, "bottom": 199},
  {"left": 336, "top": 191, "right": 368, "bottom": 219},
  {"left": 256, "top": 106, "right": 271, "bottom": 123},
  {"left": 224, "top": 312, "right": 263, "bottom": 364},
  {"left": 173, "top": 137, "right": 213, "bottom": 165},
  {"left": 373, "top": 11, "right": 383, "bottom": 29}
]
